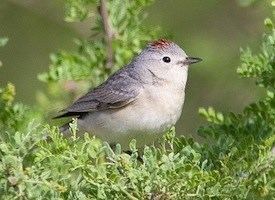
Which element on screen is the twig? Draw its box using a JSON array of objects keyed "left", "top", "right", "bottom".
[{"left": 99, "top": 0, "right": 114, "bottom": 69}]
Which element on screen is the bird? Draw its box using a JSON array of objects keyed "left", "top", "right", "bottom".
[{"left": 55, "top": 39, "right": 202, "bottom": 148}]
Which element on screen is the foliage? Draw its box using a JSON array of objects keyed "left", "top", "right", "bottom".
[
  {"left": 0, "top": 0, "right": 275, "bottom": 199},
  {"left": 0, "top": 83, "right": 27, "bottom": 131},
  {"left": 39, "top": 0, "right": 158, "bottom": 85}
]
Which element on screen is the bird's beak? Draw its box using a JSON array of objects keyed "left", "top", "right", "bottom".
[{"left": 185, "top": 57, "right": 202, "bottom": 65}]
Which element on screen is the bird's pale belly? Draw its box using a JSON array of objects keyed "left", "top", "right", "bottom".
[{"left": 78, "top": 87, "right": 185, "bottom": 148}]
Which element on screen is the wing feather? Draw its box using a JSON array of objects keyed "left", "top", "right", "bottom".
[{"left": 55, "top": 69, "right": 141, "bottom": 118}]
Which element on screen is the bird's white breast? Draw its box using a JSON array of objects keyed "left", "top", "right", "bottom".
[
  {"left": 140, "top": 83, "right": 185, "bottom": 131},
  {"left": 78, "top": 81, "right": 185, "bottom": 148}
]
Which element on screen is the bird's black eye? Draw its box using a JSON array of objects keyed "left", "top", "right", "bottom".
[{"left": 162, "top": 56, "right": 171, "bottom": 63}]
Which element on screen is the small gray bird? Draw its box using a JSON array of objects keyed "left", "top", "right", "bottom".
[{"left": 56, "top": 39, "right": 202, "bottom": 148}]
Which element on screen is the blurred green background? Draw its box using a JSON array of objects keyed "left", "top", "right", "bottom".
[{"left": 0, "top": 0, "right": 269, "bottom": 135}]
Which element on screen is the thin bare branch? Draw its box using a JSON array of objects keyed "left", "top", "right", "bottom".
[{"left": 99, "top": 0, "right": 114, "bottom": 69}]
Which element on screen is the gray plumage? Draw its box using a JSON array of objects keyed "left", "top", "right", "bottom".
[
  {"left": 55, "top": 67, "right": 142, "bottom": 118},
  {"left": 56, "top": 39, "right": 202, "bottom": 148}
]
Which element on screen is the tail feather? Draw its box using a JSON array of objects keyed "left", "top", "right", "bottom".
[{"left": 53, "top": 112, "right": 82, "bottom": 119}]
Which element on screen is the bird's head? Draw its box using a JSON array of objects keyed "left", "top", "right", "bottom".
[{"left": 133, "top": 39, "right": 202, "bottom": 86}]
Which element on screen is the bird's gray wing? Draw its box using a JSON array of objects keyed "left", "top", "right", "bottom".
[{"left": 55, "top": 69, "right": 142, "bottom": 118}]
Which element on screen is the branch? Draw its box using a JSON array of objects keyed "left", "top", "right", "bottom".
[{"left": 99, "top": 0, "right": 114, "bottom": 69}]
